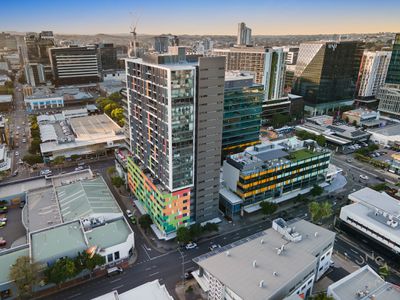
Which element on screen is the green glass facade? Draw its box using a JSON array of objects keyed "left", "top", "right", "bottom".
[
  {"left": 293, "top": 41, "right": 364, "bottom": 107},
  {"left": 386, "top": 34, "right": 400, "bottom": 84},
  {"left": 222, "top": 80, "right": 264, "bottom": 160}
]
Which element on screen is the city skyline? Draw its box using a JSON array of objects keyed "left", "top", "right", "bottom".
[{"left": 1, "top": 0, "right": 400, "bottom": 35}]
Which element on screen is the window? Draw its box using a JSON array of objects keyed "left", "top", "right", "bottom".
[
  {"left": 114, "top": 251, "right": 120, "bottom": 260},
  {"left": 107, "top": 253, "right": 113, "bottom": 263}
]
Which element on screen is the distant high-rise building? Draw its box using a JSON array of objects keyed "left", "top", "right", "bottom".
[
  {"left": 24, "top": 63, "right": 46, "bottom": 87},
  {"left": 386, "top": 33, "right": 400, "bottom": 84},
  {"left": 293, "top": 41, "right": 364, "bottom": 115},
  {"left": 213, "top": 47, "right": 285, "bottom": 100},
  {"left": 25, "top": 31, "right": 55, "bottom": 64},
  {"left": 98, "top": 43, "right": 118, "bottom": 70},
  {"left": 125, "top": 53, "right": 225, "bottom": 238},
  {"left": 49, "top": 46, "right": 101, "bottom": 86},
  {"left": 154, "top": 35, "right": 179, "bottom": 53},
  {"left": 237, "top": 22, "right": 252, "bottom": 46},
  {"left": 222, "top": 72, "right": 264, "bottom": 160},
  {"left": 357, "top": 51, "right": 391, "bottom": 98},
  {"left": 283, "top": 47, "right": 299, "bottom": 65},
  {"left": 377, "top": 83, "right": 400, "bottom": 119}
]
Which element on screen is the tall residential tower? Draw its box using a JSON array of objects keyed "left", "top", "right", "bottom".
[{"left": 125, "top": 52, "right": 225, "bottom": 238}]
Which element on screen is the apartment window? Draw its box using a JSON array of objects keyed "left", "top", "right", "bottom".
[
  {"left": 107, "top": 254, "right": 113, "bottom": 263},
  {"left": 114, "top": 251, "right": 120, "bottom": 260}
]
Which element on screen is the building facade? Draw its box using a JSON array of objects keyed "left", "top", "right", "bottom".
[
  {"left": 98, "top": 43, "right": 118, "bottom": 71},
  {"left": 126, "top": 54, "right": 225, "bottom": 238},
  {"left": 237, "top": 22, "right": 252, "bottom": 46},
  {"left": 377, "top": 83, "right": 400, "bottom": 118},
  {"left": 293, "top": 41, "right": 364, "bottom": 115},
  {"left": 213, "top": 47, "right": 285, "bottom": 100},
  {"left": 49, "top": 46, "right": 101, "bottom": 86},
  {"left": 221, "top": 138, "right": 331, "bottom": 216},
  {"left": 386, "top": 33, "right": 400, "bottom": 84},
  {"left": 222, "top": 72, "right": 264, "bottom": 160},
  {"left": 24, "top": 63, "right": 46, "bottom": 87},
  {"left": 154, "top": 35, "right": 179, "bottom": 53},
  {"left": 357, "top": 51, "right": 391, "bottom": 98}
]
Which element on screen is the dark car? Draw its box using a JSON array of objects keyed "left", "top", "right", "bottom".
[{"left": 0, "top": 238, "right": 6, "bottom": 247}]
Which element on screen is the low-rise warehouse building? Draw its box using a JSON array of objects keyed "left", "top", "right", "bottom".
[
  {"left": 40, "top": 114, "right": 124, "bottom": 162},
  {"left": 193, "top": 218, "right": 335, "bottom": 300}
]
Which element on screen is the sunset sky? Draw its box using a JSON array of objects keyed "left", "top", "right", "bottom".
[{"left": 1, "top": 0, "right": 399, "bottom": 35}]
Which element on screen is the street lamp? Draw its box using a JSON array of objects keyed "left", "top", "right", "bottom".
[{"left": 177, "top": 246, "right": 185, "bottom": 287}]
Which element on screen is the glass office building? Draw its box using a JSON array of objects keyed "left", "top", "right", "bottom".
[{"left": 386, "top": 34, "right": 400, "bottom": 84}]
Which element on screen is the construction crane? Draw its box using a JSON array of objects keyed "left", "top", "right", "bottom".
[{"left": 129, "top": 12, "right": 140, "bottom": 58}]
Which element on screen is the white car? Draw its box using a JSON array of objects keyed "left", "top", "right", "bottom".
[
  {"left": 74, "top": 166, "right": 84, "bottom": 171},
  {"left": 359, "top": 174, "right": 369, "bottom": 180},
  {"left": 126, "top": 210, "right": 133, "bottom": 218},
  {"left": 185, "top": 242, "right": 197, "bottom": 250},
  {"left": 40, "top": 169, "right": 52, "bottom": 176},
  {"left": 15, "top": 151, "right": 19, "bottom": 156}
]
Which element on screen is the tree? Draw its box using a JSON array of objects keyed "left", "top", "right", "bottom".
[
  {"left": 271, "top": 113, "right": 291, "bottom": 128},
  {"left": 107, "top": 166, "right": 116, "bottom": 175},
  {"left": 71, "top": 154, "right": 80, "bottom": 161},
  {"left": 9, "top": 256, "right": 40, "bottom": 299},
  {"left": 4, "top": 80, "right": 13, "bottom": 88},
  {"left": 259, "top": 201, "right": 278, "bottom": 216},
  {"left": 139, "top": 214, "right": 153, "bottom": 231},
  {"left": 18, "top": 73, "right": 26, "bottom": 84},
  {"left": 379, "top": 263, "right": 390, "bottom": 279},
  {"left": 44, "top": 257, "right": 78, "bottom": 285},
  {"left": 176, "top": 226, "right": 191, "bottom": 244},
  {"left": 320, "top": 201, "right": 333, "bottom": 219},
  {"left": 315, "top": 135, "right": 326, "bottom": 147},
  {"left": 29, "top": 138, "right": 41, "bottom": 154},
  {"left": 189, "top": 223, "right": 202, "bottom": 240},
  {"left": 372, "top": 183, "right": 387, "bottom": 192},
  {"left": 111, "top": 108, "right": 124, "bottom": 120},
  {"left": 311, "top": 185, "right": 324, "bottom": 197},
  {"left": 309, "top": 201, "right": 322, "bottom": 223},
  {"left": 104, "top": 103, "right": 120, "bottom": 115},
  {"left": 202, "top": 223, "right": 219, "bottom": 232},
  {"left": 309, "top": 293, "right": 334, "bottom": 300},
  {"left": 111, "top": 176, "right": 124, "bottom": 188},
  {"left": 23, "top": 154, "right": 43, "bottom": 165},
  {"left": 53, "top": 156, "right": 65, "bottom": 165},
  {"left": 108, "top": 92, "right": 122, "bottom": 102},
  {"left": 75, "top": 251, "right": 105, "bottom": 273}
]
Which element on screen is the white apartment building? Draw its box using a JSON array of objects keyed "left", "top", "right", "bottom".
[
  {"left": 358, "top": 51, "right": 391, "bottom": 98},
  {"left": 340, "top": 187, "right": 400, "bottom": 254},
  {"left": 193, "top": 218, "right": 335, "bottom": 300}
]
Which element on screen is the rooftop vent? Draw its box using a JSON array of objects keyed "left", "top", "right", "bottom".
[
  {"left": 259, "top": 280, "right": 264, "bottom": 288},
  {"left": 260, "top": 239, "right": 264, "bottom": 244},
  {"left": 315, "top": 232, "right": 319, "bottom": 238},
  {"left": 226, "top": 251, "right": 230, "bottom": 257},
  {"left": 273, "top": 271, "right": 278, "bottom": 277},
  {"left": 253, "top": 260, "right": 257, "bottom": 268}
]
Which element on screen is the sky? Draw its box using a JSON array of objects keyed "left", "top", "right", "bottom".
[{"left": 1, "top": 0, "right": 399, "bottom": 35}]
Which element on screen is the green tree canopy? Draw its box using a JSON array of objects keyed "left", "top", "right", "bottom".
[
  {"left": 111, "top": 108, "right": 124, "bottom": 120},
  {"left": 75, "top": 251, "right": 105, "bottom": 273},
  {"left": 176, "top": 226, "right": 191, "bottom": 244},
  {"left": 9, "top": 256, "right": 40, "bottom": 299},
  {"left": 311, "top": 185, "right": 324, "bottom": 197},
  {"left": 315, "top": 135, "right": 326, "bottom": 147},
  {"left": 259, "top": 201, "right": 278, "bottom": 216},
  {"left": 23, "top": 154, "right": 43, "bottom": 165},
  {"left": 309, "top": 293, "right": 334, "bottom": 300},
  {"left": 29, "top": 138, "right": 41, "bottom": 154},
  {"left": 309, "top": 201, "right": 332, "bottom": 223},
  {"left": 53, "top": 156, "right": 65, "bottom": 165},
  {"left": 111, "top": 176, "right": 124, "bottom": 188},
  {"left": 44, "top": 257, "right": 78, "bottom": 285},
  {"left": 139, "top": 214, "right": 153, "bottom": 231},
  {"left": 108, "top": 92, "right": 122, "bottom": 102},
  {"left": 104, "top": 103, "right": 120, "bottom": 115}
]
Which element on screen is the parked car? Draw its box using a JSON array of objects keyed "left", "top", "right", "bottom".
[
  {"left": 12, "top": 170, "right": 18, "bottom": 177},
  {"left": 184, "top": 268, "right": 195, "bottom": 279},
  {"left": 359, "top": 174, "right": 369, "bottom": 180},
  {"left": 15, "top": 151, "right": 19, "bottom": 156},
  {"left": 0, "top": 221, "right": 6, "bottom": 228},
  {"left": 22, "top": 138, "right": 26, "bottom": 143},
  {"left": 0, "top": 238, "right": 6, "bottom": 247},
  {"left": 126, "top": 210, "right": 133, "bottom": 218},
  {"left": 346, "top": 158, "right": 353, "bottom": 163},
  {"left": 0, "top": 206, "right": 8, "bottom": 213},
  {"left": 209, "top": 243, "right": 221, "bottom": 251},
  {"left": 74, "top": 166, "right": 84, "bottom": 171},
  {"left": 19, "top": 201, "right": 25, "bottom": 209},
  {"left": 130, "top": 216, "right": 137, "bottom": 224},
  {"left": 185, "top": 242, "right": 197, "bottom": 250},
  {"left": 107, "top": 267, "right": 123, "bottom": 277},
  {"left": 40, "top": 169, "right": 52, "bottom": 176},
  {"left": 0, "top": 216, "right": 7, "bottom": 222}
]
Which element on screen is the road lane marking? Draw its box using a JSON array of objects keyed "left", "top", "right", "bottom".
[
  {"left": 110, "top": 278, "right": 122, "bottom": 283},
  {"left": 149, "top": 271, "right": 160, "bottom": 277},
  {"left": 67, "top": 293, "right": 82, "bottom": 299},
  {"left": 112, "top": 284, "right": 124, "bottom": 290}
]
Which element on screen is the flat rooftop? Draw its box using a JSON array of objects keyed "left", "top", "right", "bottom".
[
  {"left": 0, "top": 177, "right": 50, "bottom": 198},
  {"left": 328, "top": 265, "right": 400, "bottom": 300},
  {"left": 70, "top": 114, "right": 121, "bottom": 139},
  {"left": 30, "top": 220, "right": 87, "bottom": 263},
  {"left": 369, "top": 123, "right": 400, "bottom": 137},
  {"left": 194, "top": 219, "right": 335, "bottom": 300},
  {"left": 92, "top": 280, "right": 173, "bottom": 300},
  {"left": 26, "top": 186, "right": 62, "bottom": 232},
  {"left": 56, "top": 177, "right": 121, "bottom": 222},
  {"left": 86, "top": 218, "right": 131, "bottom": 249},
  {"left": 0, "top": 95, "right": 12, "bottom": 103},
  {"left": 0, "top": 245, "right": 30, "bottom": 284}
]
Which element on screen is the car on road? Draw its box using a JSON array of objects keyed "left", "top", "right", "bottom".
[
  {"left": 77, "top": 162, "right": 85, "bottom": 167},
  {"left": 184, "top": 268, "right": 195, "bottom": 279},
  {"left": 0, "top": 215, "right": 7, "bottom": 222},
  {"left": 12, "top": 170, "right": 18, "bottom": 177},
  {"left": 346, "top": 158, "right": 353, "bottom": 163},
  {"left": 19, "top": 201, "right": 25, "bottom": 209},
  {"left": 185, "top": 242, "right": 197, "bottom": 250},
  {"left": 107, "top": 267, "right": 123, "bottom": 277},
  {"left": 130, "top": 216, "right": 137, "bottom": 224},
  {"left": 74, "top": 166, "right": 84, "bottom": 171},
  {"left": 15, "top": 151, "right": 19, "bottom": 156},
  {"left": 359, "top": 174, "right": 369, "bottom": 180},
  {"left": 40, "top": 169, "right": 52, "bottom": 176},
  {"left": 126, "top": 210, "right": 133, "bottom": 218},
  {"left": 0, "top": 238, "right": 6, "bottom": 247},
  {"left": 0, "top": 206, "right": 8, "bottom": 213},
  {"left": 209, "top": 243, "right": 221, "bottom": 251},
  {"left": 18, "top": 159, "right": 23, "bottom": 165},
  {"left": 16, "top": 126, "right": 20, "bottom": 130},
  {"left": 0, "top": 221, "right": 6, "bottom": 228}
]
